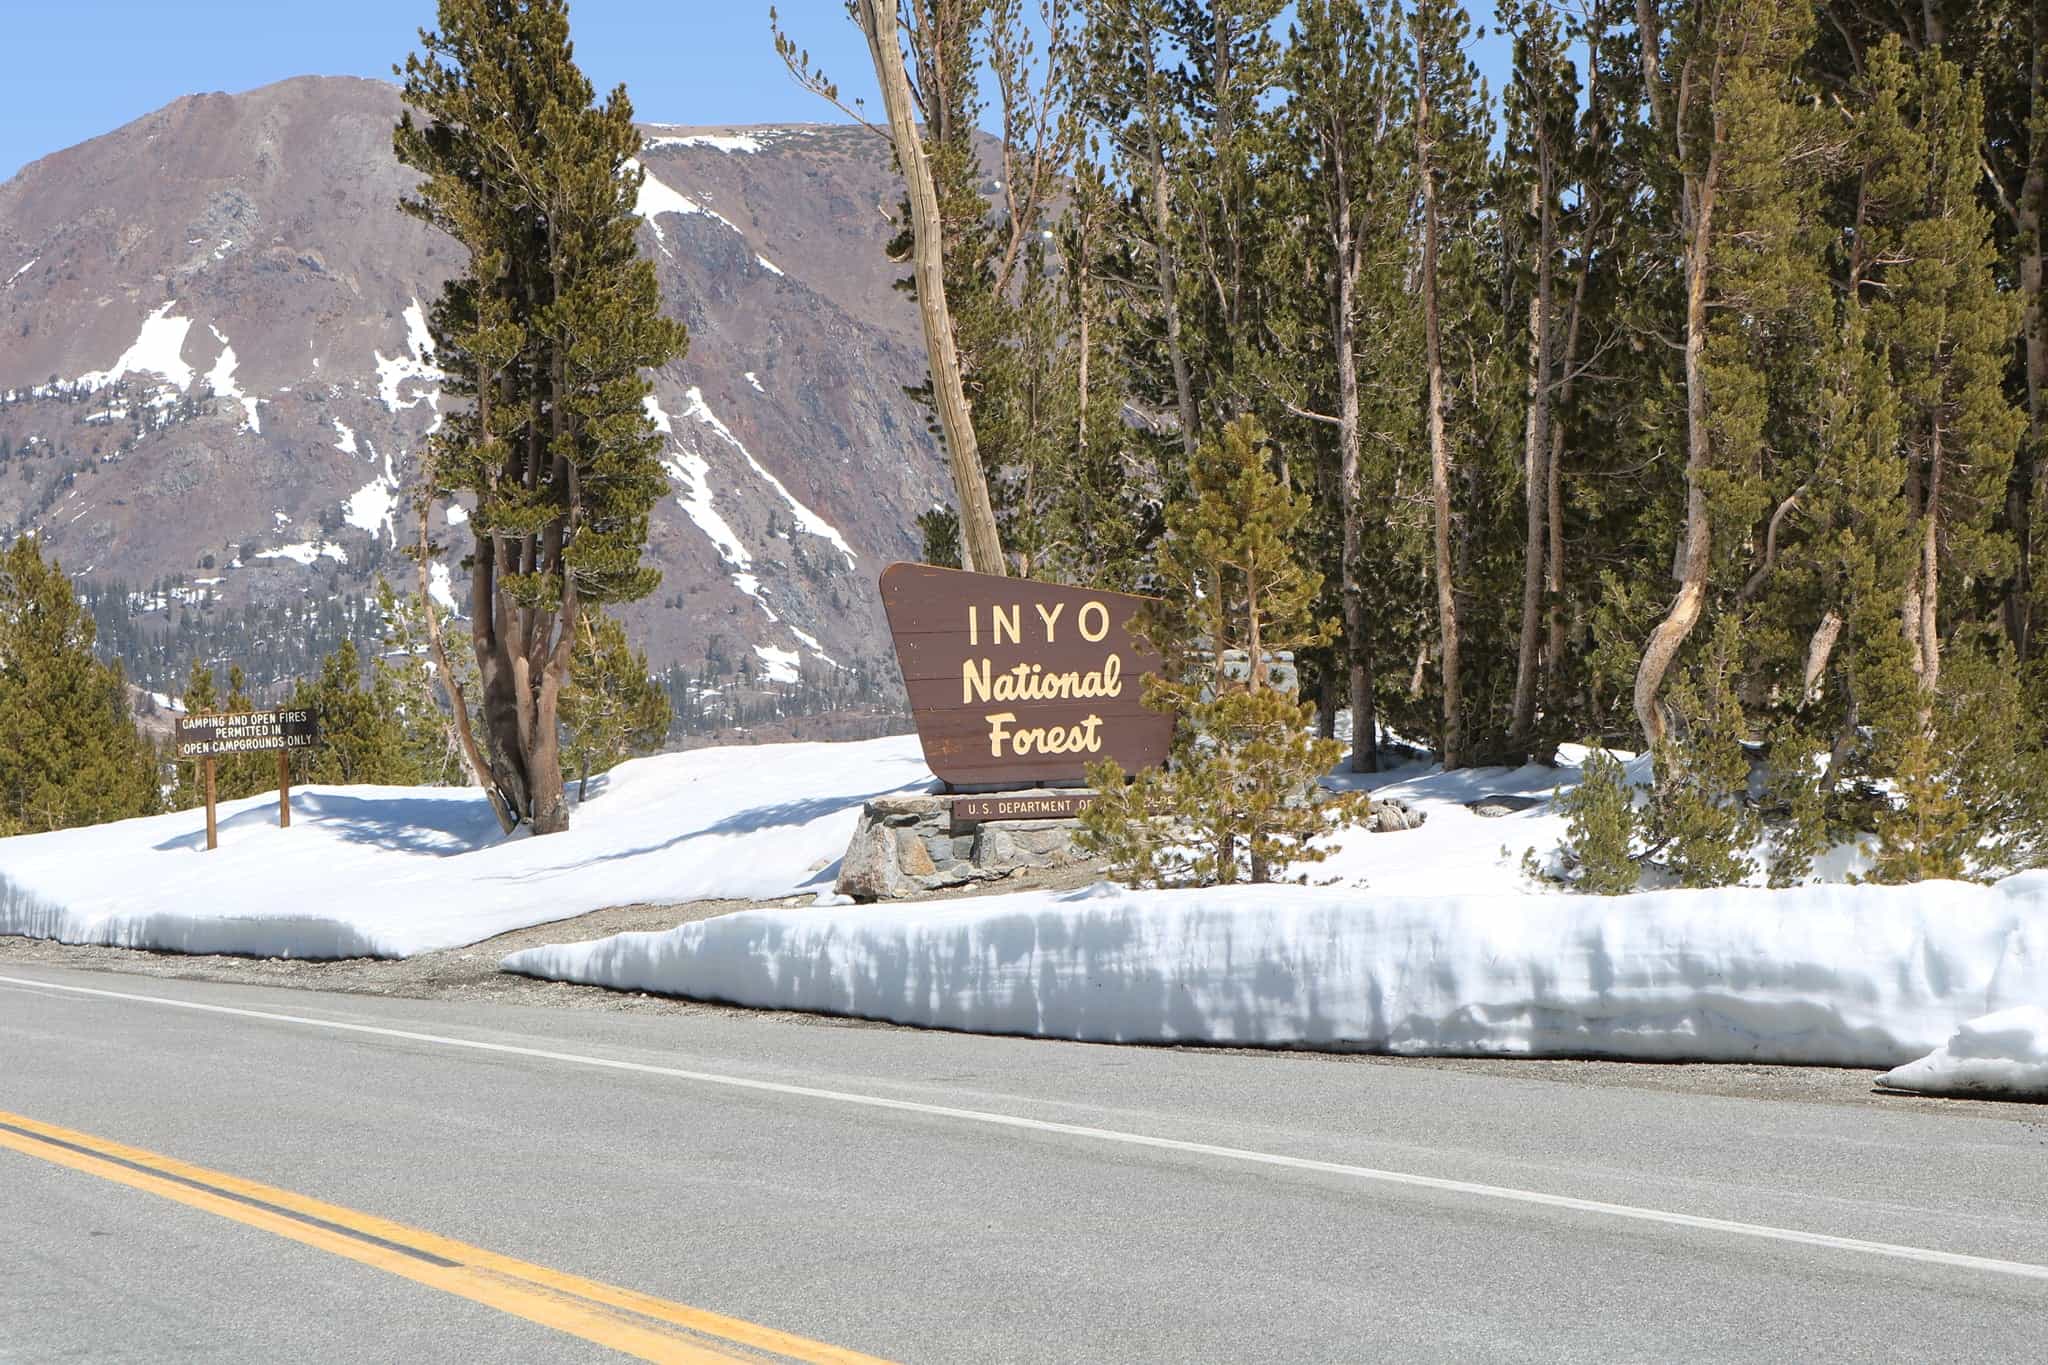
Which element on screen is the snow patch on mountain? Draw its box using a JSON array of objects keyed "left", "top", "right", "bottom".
[
  {"left": 647, "top": 392, "right": 752, "bottom": 573},
  {"left": 76, "top": 302, "right": 196, "bottom": 392},
  {"left": 332, "top": 418, "right": 358, "bottom": 456},
  {"left": 343, "top": 449, "right": 400, "bottom": 543},
  {"left": 788, "top": 626, "right": 838, "bottom": 667},
  {"left": 203, "top": 327, "right": 261, "bottom": 432},
  {"left": 374, "top": 298, "right": 442, "bottom": 412},
  {"left": 428, "top": 561, "right": 458, "bottom": 612},
  {"left": 756, "top": 254, "right": 786, "bottom": 277},
  {"left": 256, "top": 541, "right": 348, "bottom": 567},
  {"left": 754, "top": 644, "right": 801, "bottom": 684},
  {"left": 629, "top": 161, "right": 742, "bottom": 253},
  {"left": 6, "top": 258, "right": 35, "bottom": 287},
  {"left": 680, "top": 387, "right": 855, "bottom": 569}
]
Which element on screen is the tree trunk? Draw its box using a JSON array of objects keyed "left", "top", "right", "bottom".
[
  {"left": 1510, "top": 158, "right": 1557, "bottom": 750},
  {"left": 1415, "top": 32, "right": 1462, "bottom": 769},
  {"left": 1633, "top": 140, "right": 1719, "bottom": 754},
  {"left": 857, "top": 0, "right": 1005, "bottom": 576},
  {"left": 1334, "top": 170, "right": 1377, "bottom": 773},
  {"left": 1144, "top": 50, "right": 1199, "bottom": 463},
  {"left": 2008, "top": 30, "right": 2046, "bottom": 659}
]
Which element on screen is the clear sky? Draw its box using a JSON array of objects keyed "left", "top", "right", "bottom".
[
  {"left": 2, "top": 1, "right": 1512, "bottom": 182},
  {"left": 0, "top": 1, "right": 882, "bottom": 181}
]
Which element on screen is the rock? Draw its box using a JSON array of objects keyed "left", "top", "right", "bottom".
[
  {"left": 898, "top": 828, "right": 937, "bottom": 877},
  {"left": 1467, "top": 794, "right": 1542, "bottom": 818},
  {"left": 834, "top": 824, "right": 905, "bottom": 902}
]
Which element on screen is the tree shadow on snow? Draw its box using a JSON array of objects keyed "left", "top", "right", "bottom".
[
  {"left": 470, "top": 786, "right": 919, "bottom": 883},
  {"left": 151, "top": 792, "right": 499, "bottom": 857}
]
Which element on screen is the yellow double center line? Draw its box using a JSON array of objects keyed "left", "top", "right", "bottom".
[{"left": 0, "top": 1109, "right": 893, "bottom": 1364}]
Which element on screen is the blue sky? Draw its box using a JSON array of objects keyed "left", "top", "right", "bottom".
[
  {"left": 1, "top": 2, "right": 882, "bottom": 180},
  {"left": 2, "top": 1, "right": 1512, "bottom": 182}
]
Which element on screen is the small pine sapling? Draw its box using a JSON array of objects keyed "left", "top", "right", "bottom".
[{"left": 1080, "top": 417, "right": 1363, "bottom": 886}]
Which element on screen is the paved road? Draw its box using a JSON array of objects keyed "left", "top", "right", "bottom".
[{"left": 3, "top": 962, "right": 2046, "bottom": 1363}]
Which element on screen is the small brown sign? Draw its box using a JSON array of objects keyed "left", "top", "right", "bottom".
[
  {"left": 882, "top": 562, "right": 1174, "bottom": 788},
  {"left": 951, "top": 793, "right": 1094, "bottom": 831},
  {"left": 174, "top": 708, "right": 320, "bottom": 759},
  {"left": 174, "top": 709, "right": 321, "bottom": 851}
]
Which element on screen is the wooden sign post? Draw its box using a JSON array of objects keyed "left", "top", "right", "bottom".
[
  {"left": 880, "top": 563, "right": 1174, "bottom": 789},
  {"left": 173, "top": 709, "right": 321, "bottom": 851}
]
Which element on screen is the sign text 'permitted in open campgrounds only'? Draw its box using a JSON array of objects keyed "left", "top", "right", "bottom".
[
  {"left": 174, "top": 709, "right": 321, "bottom": 759},
  {"left": 174, "top": 709, "right": 321, "bottom": 851},
  {"left": 881, "top": 563, "right": 1173, "bottom": 788}
]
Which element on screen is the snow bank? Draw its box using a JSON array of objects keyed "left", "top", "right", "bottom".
[
  {"left": 0, "top": 737, "right": 932, "bottom": 960},
  {"left": 1879, "top": 1007, "right": 2048, "bottom": 1100},
  {"left": 502, "top": 876, "right": 2048, "bottom": 1067}
]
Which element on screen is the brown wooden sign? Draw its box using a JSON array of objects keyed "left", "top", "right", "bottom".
[
  {"left": 950, "top": 793, "right": 1093, "bottom": 831},
  {"left": 881, "top": 562, "right": 1174, "bottom": 788},
  {"left": 174, "top": 709, "right": 320, "bottom": 758},
  {"left": 174, "top": 709, "right": 320, "bottom": 850}
]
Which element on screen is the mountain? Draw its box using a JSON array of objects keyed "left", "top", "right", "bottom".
[{"left": 0, "top": 76, "right": 954, "bottom": 717}]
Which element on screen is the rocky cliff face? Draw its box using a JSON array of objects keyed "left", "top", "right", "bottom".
[{"left": 0, "top": 76, "right": 949, "bottom": 695}]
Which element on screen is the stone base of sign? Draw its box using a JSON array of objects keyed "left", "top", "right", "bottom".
[
  {"left": 834, "top": 792, "right": 1097, "bottom": 902},
  {"left": 832, "top": 790, "right": 1429, "bottom": 902}
]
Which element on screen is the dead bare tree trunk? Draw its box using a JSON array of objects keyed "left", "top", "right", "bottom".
[{"left": 856, "top": 0, "right": 1006, "bottom": 577}]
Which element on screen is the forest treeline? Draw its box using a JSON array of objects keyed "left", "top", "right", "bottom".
[{"left": 823, "top": 0, "right": 2045, "bottom": 884}]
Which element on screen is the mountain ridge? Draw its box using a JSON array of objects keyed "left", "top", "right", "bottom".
[{"left": 0, "top": 75, "right": 945, "bottom": 715}]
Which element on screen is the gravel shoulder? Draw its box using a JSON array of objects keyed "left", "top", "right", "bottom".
[{"left": 5, "top": 888, "right": 2042, "bottom": 1127}]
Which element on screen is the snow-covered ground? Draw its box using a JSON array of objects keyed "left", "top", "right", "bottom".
[
  {"left": 1879, "top": 1007, "right": 2048, "bottom": 1099},
  {"left": 503, "top": 875, "right": 2047, "bottom": 1073},
  {"left": 7, "top": 730, "right": 2044, "bottom": 1091},
  {"left": 0, "top": 736, "right": 931, "bottom": 959}
]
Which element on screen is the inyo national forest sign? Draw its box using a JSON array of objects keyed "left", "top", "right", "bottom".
[{"left": 881, "top": 563, "right": 1173, "bottom": 788}]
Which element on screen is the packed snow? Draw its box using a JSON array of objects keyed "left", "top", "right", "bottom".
[
  {"left": 1879, "top": 1007, "right": 2048, "bottom": 1100},
  {"left": 0, "top": 737, "right": 932, "bottom": 960},
  {"left": 505, "top": 874, "right": 2047, "bottom": 1069},
  {"left": 76, "top": 303, "right": 196, "bottom": 392}
]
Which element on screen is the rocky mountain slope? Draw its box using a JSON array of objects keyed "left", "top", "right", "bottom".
[{"left": 0, "top": 76, "right": 951, "bottom": 699}]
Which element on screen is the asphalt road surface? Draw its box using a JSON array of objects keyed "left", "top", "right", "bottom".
[{"left": 3, "top": 962, "right": 2046, "bottom": 1363}]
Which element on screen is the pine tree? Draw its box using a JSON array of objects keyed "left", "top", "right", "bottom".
[
  {"left": 560, "top": 612, "right": 671, "bottom": 799},
  {"left": 1554, "top": 748, "right": 1638, "bottom": 894},
  {"left": 288, "top": 642, "right": 421, "bottom": 788},
  {"left": 396, "top": 0, "right": 688, "bottom": 833},
  {"left": 0, "top": 537, "right": 159, "bottom": 835},
  {"left": 1079, "top": 417, "right": 1362, "bottom": 885}
]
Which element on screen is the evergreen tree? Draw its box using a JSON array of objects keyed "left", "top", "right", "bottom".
[
  {"left": 288, "top": 641, "right": 421, "bottom": 788},
  {"left": 1080, "top": 417, "right": 1362, "bottom": 885},
  {"left": 396, "top": 0, "right": 689, "bottom": 833},
  {"left": 560, "top": 611, "right": 671, "bottom": 798},
  {"left": 0, "top": 537, "right": 159, "bottom": 835}
]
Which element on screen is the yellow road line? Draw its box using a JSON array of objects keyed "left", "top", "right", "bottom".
[{"left": 0, "top": 1109, "right": 893, "bottom": 1365}]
